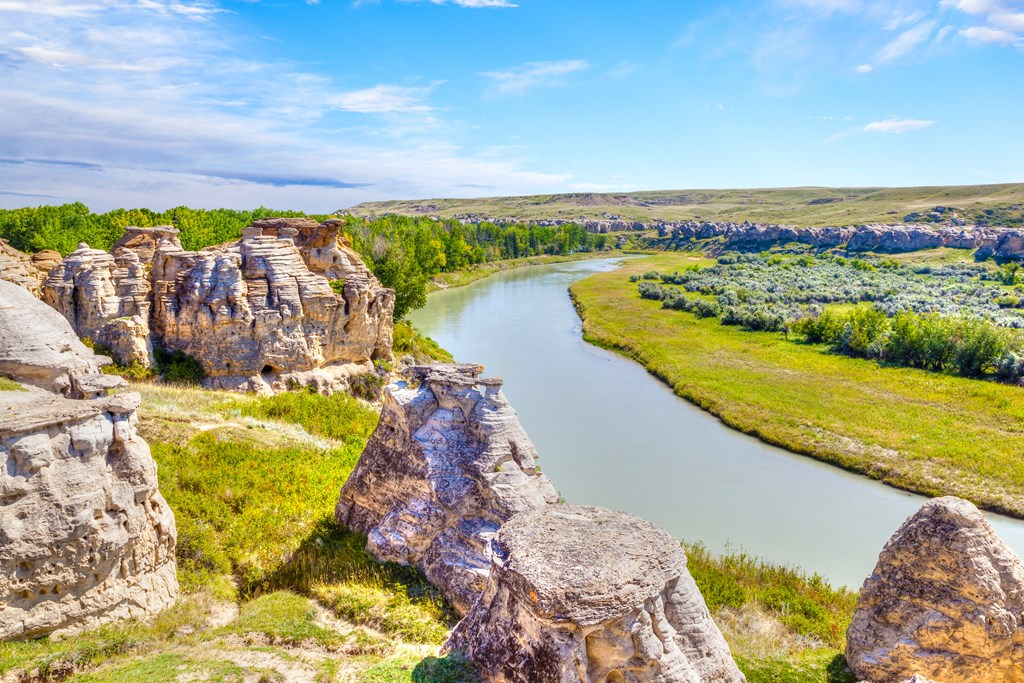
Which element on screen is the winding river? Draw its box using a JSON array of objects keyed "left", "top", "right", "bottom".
[{"left": 409, "top": 258, "right": 1024, "bottom": 588}]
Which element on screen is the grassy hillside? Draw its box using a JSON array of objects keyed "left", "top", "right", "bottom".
[{"left": 347, "top": 184, "right": 1024, "bottom": 228}]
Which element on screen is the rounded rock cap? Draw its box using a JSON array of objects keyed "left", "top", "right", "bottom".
[{"left": 492, "top": 504, "right": 687, "bottom": 626}]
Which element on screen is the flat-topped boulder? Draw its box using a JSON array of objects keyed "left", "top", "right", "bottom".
[
  {"left": 446, "top": 504, "right": 745, "bottom": 683},
  {"left": 846, "top": 496, "right": 1024, "bottom": 683},
  {"left": 335, "top": 364, "right": 559, "bottom": 615},
  {"left": 0, "top": 280, "right": 126, "bottom": 398}
]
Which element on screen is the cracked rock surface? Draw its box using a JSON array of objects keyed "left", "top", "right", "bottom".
[
  {"left": 446, "top": 504, "right": 745, "bottom": 683},
  {"left": 335, "top": 364, "right": 559, "bottom": 615},
  {"left": 846, "top": 496, "right": 1024, "bottom": 683}
]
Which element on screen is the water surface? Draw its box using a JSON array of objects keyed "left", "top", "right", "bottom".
[{"left": 409, "top": 258, "right": 1024, "bottom": 587}]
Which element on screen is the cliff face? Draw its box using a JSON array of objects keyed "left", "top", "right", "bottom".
[
  {"left": 40, "top": 220, "right": 395, "bottom": 394},
  {"left": 335, "top": 364, "right": 560, "bottom": 615},
  {"left": 0, "top": 239, "right": 60, "bottom": 296},
  {"left": 0, "top": 280, "right": 177, "bottom": 640}
]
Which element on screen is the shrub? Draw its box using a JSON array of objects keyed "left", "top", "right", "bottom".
[
  {"left": 641, "top": 270, "right": 661, "bottom": 280},
  {"left": 350, "top": 371, "right": 387, "bottom": 402},
  {"left": 329, "top": 279, "right": 345, "bottom": 296},
  {"left": 638, "top": 282, "right": 666, "bottom": 300},
  {"left": 693, "top": 299, "right": 722, "bottom": 319},
  {"left": 153, "top": 348, "right": 206, "bottom": 385}
]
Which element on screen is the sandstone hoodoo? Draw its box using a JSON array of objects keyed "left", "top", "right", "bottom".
[
  {"left": 846, "top": 496, "right": 1024, "bottom": 683},
  {"left": 41, "top": 219, "right": 395, "bottom": 393},
  {"left": 0, "top": 282, "right": 177, "bottom": 640},
  {"left": 0, "top": 238, "right": 59, "bottom": 296},
  {"left": 446, "top": 504, "right": 746, "bottom": 683},
  {"left": 0, "top": 280, "right": 126, "bottom": 399},
  {"left": 335, "top": 364, "right": 559, "bottom": 615}
]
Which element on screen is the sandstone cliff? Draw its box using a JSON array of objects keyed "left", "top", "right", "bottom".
[
  {"left": 0, "top": 280, "right": 177, "bottom": 640},
  {"left": 446, "top": 504, "right": 746, "bottom": 683},
  {"left": 41, "top": 220, "right": 395, "bottom": 394},
  {"left": 335, "top": 364, "right": 559, "bottom": 615},
  {"left": 846, "top": 496, "right": 1024, "bottom": 683},
  {"left": 0, "top": 238, "right": 59, "bottom": 296}
]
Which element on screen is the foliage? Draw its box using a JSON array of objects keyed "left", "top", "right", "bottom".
[
  {"left": 236, "top": 388, "right": 379, "bottom": 443},
  {"left": 392, "top": 321, "right": 455, "bottom": 364},
  {"left": 153, "top": 347, "right": 206, "bottom": 385},
  {"left": 329, "top": 279, "right": 346, "bottom": 296},
  {"left": 0, "top": 377, "right": 24, "bottom": 391},
  {"left": 350, "top": 370, "right": 388, "bottom": 402}
]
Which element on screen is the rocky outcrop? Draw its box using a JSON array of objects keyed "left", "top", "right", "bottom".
[
  {"left": 0, "top": 239, "right": 59, "bottom": 295},
  {"left": 446, "top": 504, "right": 746, "bottom": 683},
  {"left": 40, "top": 221, "right": 395, "bottom": 393},
  {"left": 0, "top": 280, "right": 125, "bottom": 398},
  {"left": 0, "top": 282, "right": 177, "bottom": 640},
  {"left": 654, "top": 221, "right": 1012, "bottom": 255},
  {"left": 335, "top": 364, "right": 559, "bottom": 615},
  {"left": 846, "top": 496, "right": 1024, "bottom": 683}
]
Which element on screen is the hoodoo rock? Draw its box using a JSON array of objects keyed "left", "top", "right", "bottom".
[
  {"left": 0, "top": 280, "right": 126, "bottom": 398},
  {"left": 846, "top": 496, "right": 1024, "bottom": 683},
  {"left": 0, "top": 282, "right": 177, "bottom": 640},
  {"left": 446, "top": 504, "right": 746, "bottom": 683},
  {"left": 0, "top": 239, "right": 59, "bottom": 296},
  {"left": 335, "top": 364, "right": 559, "bottom": 615},
  {"left": 40, "top": 221, "right": 395, "bottom": 393}
]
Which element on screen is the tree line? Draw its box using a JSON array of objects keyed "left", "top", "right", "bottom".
[{"left": 0, "top": 204, "right": 615, "bottom": 319}]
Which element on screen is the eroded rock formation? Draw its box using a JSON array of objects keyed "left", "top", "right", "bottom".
[
  {"left": 846, "top": 496, "right": 1024, "bottom": 683},
  {"left": 0, "top": 281, "right": 177, "bottom": 640},
  {"left": 0, "top": 239, "right": 59, "bottom": 295},
  {"left": 40, "top": 220, "right": 395, "bottom": 393},
  {"left": 335, "top": 364, "right": 559, "bottom": 615},
  {"left": 0, "top": 280, "right": 126, "bottom": 398},
  {"left": 446, "top": 504, "right": 746, "bottom": 683}
]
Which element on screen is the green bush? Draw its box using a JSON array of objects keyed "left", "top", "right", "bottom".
[{"left": 153, "top": 348, "right": 206, "bottom": 385}]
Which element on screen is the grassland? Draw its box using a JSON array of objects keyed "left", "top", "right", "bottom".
[
  {"left": 348, "top": 183, "right": 1024, "bottom": 228},
  {"left": 571, "top": 252, "right": 1024, "bottom": 518},
  {"left": 0, "top": 375, "right": 863, "bottom": 682}
]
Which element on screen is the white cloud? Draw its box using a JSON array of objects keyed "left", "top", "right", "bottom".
[
  {"left": 863, "top": 118, "right": 935, "bottom": 133},
  {"left": 482, "top": 60, "right": 589, "bottom": 96},
  {"left": 855, "top": 63, "right": 873, "bottom": 72},
  {"left": 961, "top": 24, "right": 1021, "bottom": 41},
  {"left": 876, "top": 20, "right": 937, "bottom": 63},
  {"left": 356, "top": 0, "right": 516, "bottom": 7},
  {"left": 327, "top": 84, "right": 438, "bottom": 114}
]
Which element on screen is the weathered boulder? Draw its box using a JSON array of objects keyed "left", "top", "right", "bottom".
[
  {"left": 446, "top": 504, "right": 746, "bottom": 683},
  {"left": 0, "top": 280, "right": 126, "bottom": 398},
  {"left": 335, "top": 364, "right": 559, "bottom": 615},
  {"left": 0, "top": 281, "right": 177, "bottom": 640},
  {"left": 40, "top": 220, "right": 395, "bottom": 393},
  {"left": 846, "top": 496, "right": 1024, "bottom": 683},
  {"left": 0, "top": 388, "right": 178, "bottom": 640}
]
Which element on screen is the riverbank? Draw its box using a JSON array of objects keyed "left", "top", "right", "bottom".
[
  {"left": 570, "top": 253, "right": 1024, "bottom": 518},
  {"left": 428, "top": 250, "right": 622, "bottom": 291}
]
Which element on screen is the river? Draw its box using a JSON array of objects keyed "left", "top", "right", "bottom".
[{"left": 408, "top": 258, "right": 1024, "bottom": 588}]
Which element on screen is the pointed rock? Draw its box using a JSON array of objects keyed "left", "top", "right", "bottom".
[{"left": 846, "top": 496, "right": 1024, "bottom": 683}]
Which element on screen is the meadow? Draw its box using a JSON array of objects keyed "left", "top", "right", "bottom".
[{"left": 571, "top": 252, "right": 1024, "bottom": 518}]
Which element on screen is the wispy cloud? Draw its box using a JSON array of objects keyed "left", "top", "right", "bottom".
[
  {"left": 945, "top": 0, "right": 1024, "bottom": 45},
  {"left": 863, "top": 117, "right": 936, "bottom": 133},
  {"left": 482, "top": 59, "right": 589, "bottom": 96},
  {"left": 961, "top": 24, "right": 1021, "bottom": 41},
  {"left": 327, "top": 83, "right": 440, "bottom": 114},
  {"left": 876, "top": 19, "right": 937, "bottom": 63},
  {"left": 354, "top": 0, "right": 516, "bottom": 8}
]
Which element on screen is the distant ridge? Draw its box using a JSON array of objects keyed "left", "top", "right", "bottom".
[{"left": 343, "top": 183, "right": 1024, "bottom": 229}]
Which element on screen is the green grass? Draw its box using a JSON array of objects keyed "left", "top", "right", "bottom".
[
  {"left": 0, "top": 376, "right": 24, "bottom": 391},
  {"left": 392, "top": 321, "right": 455, "bottom": 364},
  {"left": 571, "top": 253, "right": 1024, "bottom": 517},
  {"left": 217, "top": 592, "right": 345, "bottom": 648},
  {"left": 349, "top": 183, "right": 1024, "bottom": 228}
]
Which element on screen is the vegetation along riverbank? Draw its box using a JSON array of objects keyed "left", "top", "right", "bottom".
[{"left": 570, "top": 251, "right": 1024, "bottom": 518}]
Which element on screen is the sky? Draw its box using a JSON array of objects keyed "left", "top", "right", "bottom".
[{"left": 0, "top": 0, "right": 1022, "bottom": 212}]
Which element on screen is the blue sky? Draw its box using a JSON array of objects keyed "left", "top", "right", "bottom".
[{"left": 0, "top": 0, "right": 1021, "bottom": 212}]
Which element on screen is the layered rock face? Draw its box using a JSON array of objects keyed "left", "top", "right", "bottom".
[
  {"left": 654, "top": 221, "right": 1024, "bottom": 257},
  {"left": 40, "top": 221, "right": 395, "bottom": 393},
  {"left": 335, "top": 364, "right": 559, "bottom": 615},
  {"left": 846, "top": 496, "right": 1024, "bottom": 683},
  {"left": 446, "top": 504, "right": 746, "bottom": 683},
  {"left": 0, "top": 281, "right": 177, "bottom": 640},
  {"left": 0, "top": 280, "right": 126, "bottom": 398},
  {"left": 0, "top": 239, "right": 59, "bottom": 295}
]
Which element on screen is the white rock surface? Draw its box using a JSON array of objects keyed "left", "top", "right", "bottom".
[{"left": 846, "top": 496, "right": 1024, "bottom": 683}]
